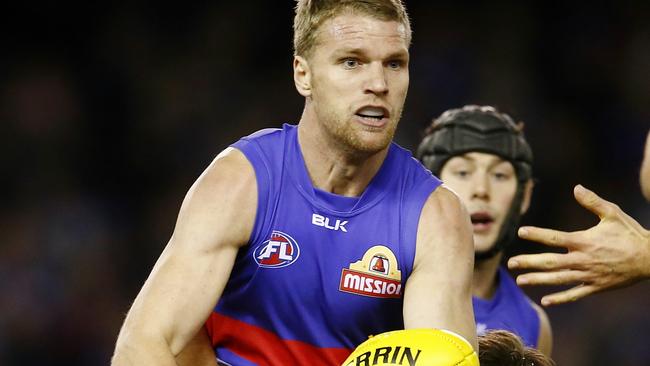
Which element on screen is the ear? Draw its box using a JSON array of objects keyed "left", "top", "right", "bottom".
[
  {"left": 293, "top": 55, "right": 312, "bottom": 97},
  {"left": 519, "top": 179, "right": 534, "bottom": 215}
]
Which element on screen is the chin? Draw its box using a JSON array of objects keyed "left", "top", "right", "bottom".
[
  {"left": 356, "top": 126, "right": 396, "bottom": 151},
  {"left": 358, "top": 136, "right": 392, "bottom": 152},
  {"left": 473, "top": 239, "right": 496, "bottom": 253},
  {"left": 338, "top": 131, "right": 391, "bottom": 155},
  {"left": 324, "top": 116, "right": 397, "bottom": 155}
]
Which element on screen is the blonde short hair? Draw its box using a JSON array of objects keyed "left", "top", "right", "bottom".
[{"left": 293, "top": 0, "right": 411, "bottom": 59}]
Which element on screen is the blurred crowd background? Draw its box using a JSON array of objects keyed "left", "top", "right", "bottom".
[{"left": 1, "top": 1, "right": 648, "bottom": 365}]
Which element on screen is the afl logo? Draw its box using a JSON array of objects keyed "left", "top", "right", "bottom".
[{"left": 253, "top": 231, "right": 300, "bottom": 268}]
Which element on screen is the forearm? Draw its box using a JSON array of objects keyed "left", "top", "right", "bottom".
[
  {"left": 112, "top": 330, "right": 178, "bottom": 366},
  {"left": 451, "top": 302, "right": 477, "bottom": 349},
  {"left": 434, "top": 290, "right": 477, "bottom": 349},
  {"left": 403, "top": 274, "right": 477, "bottom": 349},
  {"left": 403, "top": 302, "right": 477, "bottom": 351}
]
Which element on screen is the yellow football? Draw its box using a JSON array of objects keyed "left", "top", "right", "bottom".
[{"left": 341, "top": 329, "right": 479, "bottom": 366}]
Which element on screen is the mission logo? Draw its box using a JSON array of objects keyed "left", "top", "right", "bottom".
[
  {"left": 253, "top": 230, "right": 300, "bottom": 268},
  {"left": 339, "top": 245, "right": 402, "bottom": 298}
]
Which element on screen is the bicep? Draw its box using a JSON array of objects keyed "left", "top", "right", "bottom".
[
  {"left": 123, "top": 148, "right": 257, "bottom": 355},
  {"left": 403, "top": 186, "right": 477, "bottom": 347}
]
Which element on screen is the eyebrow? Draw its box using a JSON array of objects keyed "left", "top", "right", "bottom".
[
  {"left": 331, "top": 47, "right": 408, "bottom": 60},
  {"left": 332, "top": 47, "right": 366, "bottom": 57}
]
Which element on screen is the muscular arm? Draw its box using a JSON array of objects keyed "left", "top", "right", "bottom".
[
  {"left": 403, "top": 186, "right": 477, "bottom": 350},
  {"left": 176, "top": 327, "right": 218, "bottom": 366},
  {"left": 112, "top": 148, "right": 256, "bottom": 365}
]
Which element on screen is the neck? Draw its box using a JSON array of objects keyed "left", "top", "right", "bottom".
[
  {"left": 297, "top": 106, "right": 389, "bottom": 197},
  {"left": 472, "top": 251, "right": 503, "bottom": 299}
]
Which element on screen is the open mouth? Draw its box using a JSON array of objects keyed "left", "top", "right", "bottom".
[
  {"left": 355, "top": 106, "right": 388, "bottom": 125},
  {"left": 470, "top": 212, "right": 494, "bottom": 232}
]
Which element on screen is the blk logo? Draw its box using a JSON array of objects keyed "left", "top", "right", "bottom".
[
  {"left": 312, "top": 213, "right": 348, "bottom": 232},
  {"left": 254, "top": 231, "right": 300, "bottom": 268}
]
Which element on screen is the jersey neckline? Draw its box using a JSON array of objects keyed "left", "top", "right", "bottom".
[{"left": 284, "top": 123, "right": 399, "bottom": 216}]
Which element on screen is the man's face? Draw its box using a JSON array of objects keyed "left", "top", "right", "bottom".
[
  {"left": 305, "top": 13, "right": 409, "bottom": 153},
  {"left": 440, "top": 152, "right": 518, "bottom": 254}
]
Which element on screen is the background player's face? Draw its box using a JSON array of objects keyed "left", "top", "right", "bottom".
[
  {"left": 305, "top": 13, "right": 409, "bottom": 153},
  {"left": 440, "top": 152, "right": 518, "bottom": 254}
]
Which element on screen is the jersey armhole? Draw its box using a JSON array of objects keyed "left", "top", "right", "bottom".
[
  {"left": 230, "top": 139, "right": 272, "bottom": 246},
  {"left": 399, "top": 169, "right": 442, "bottom": 280}
]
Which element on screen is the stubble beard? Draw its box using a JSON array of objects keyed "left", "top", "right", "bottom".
[{"left": 318, "top": 106, "right": 402, "bottom": 157}]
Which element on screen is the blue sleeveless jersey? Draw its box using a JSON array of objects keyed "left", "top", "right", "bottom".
[
  {"left": 473, "top": 266, "right": 540, "bottom": 347},
  {"left": 206, "top": 124, "right": 442, "bottom": 366}
]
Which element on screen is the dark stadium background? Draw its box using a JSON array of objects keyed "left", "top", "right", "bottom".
[{"left": 1, "top": 2, "right": 648, "bottom": 365}]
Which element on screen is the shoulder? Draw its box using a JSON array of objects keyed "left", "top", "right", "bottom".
[
  {"left": 189, "top": 147, "right": 255, "bottom": 199},
  {"left": 419, "top": 185, "right": 469, "bottom": 232},
  {"left": 232, "top": 125, "right": 287, "bottom": 152},
  {"left": 425, "top": 184, "right": 464, "bottom": 208},
  {"left": 414, "top": 185, "right": 473, "bottom": 264},
  {"left": 174, "top": 147, "right": 257, "bottom": 248},
  {"left": 231, "top": 125, "right": 291, "bottom": 175},
  {"left": 238, "top": 126, "right": 284, "bottom": 142}
]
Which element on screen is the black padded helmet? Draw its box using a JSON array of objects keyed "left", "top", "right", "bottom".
[{"left": 416, "top": 105, "right": 533, "bottom": 260}]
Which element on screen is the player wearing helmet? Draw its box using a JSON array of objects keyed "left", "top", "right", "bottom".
[{"left": 416, "top": 105, "right": 552, "bottom": 356}]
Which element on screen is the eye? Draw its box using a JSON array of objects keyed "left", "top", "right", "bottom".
[
  {"left": 454, "top": 170, "right": 470, "bottom": 179},
  {"left": 343, "top": 58, "right": 360, "bottom": 69},
  {"left": 387, "top": 60, "right": 403, "bottom": 70},
  {"left": 493, "top": 172, "right": 511, "bottom": 181}
]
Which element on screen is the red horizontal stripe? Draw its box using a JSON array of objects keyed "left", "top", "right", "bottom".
[{"left": 206, "top": 312, "right": 352, "bottom": 366}]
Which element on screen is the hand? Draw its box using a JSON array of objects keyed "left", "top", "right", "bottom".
[{"left": 508, "top": 185, "right": 650, "bottom": 306}]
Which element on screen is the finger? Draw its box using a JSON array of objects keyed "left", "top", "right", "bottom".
[
  {"left": 517, "top": 226, "right": 575, "bottom": 248},
  {"left": 507, "top": 252, "right": 571, "bottom": 271},
  {"left": 515, "top": 270, "right": 587, "bottom": 287},
  {"left": 573, "top": 184, "right": 618, "bottom": 219},
  {"left": 540, "top": 284, "right": 597, "bottom": 306}
]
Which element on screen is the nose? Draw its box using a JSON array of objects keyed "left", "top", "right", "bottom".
[
  {"left": 364, "top": 62, "right": 388, "bottom": 96},
  {"left": 471, "top": 172, "right": 490, "bottom": 201}
]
